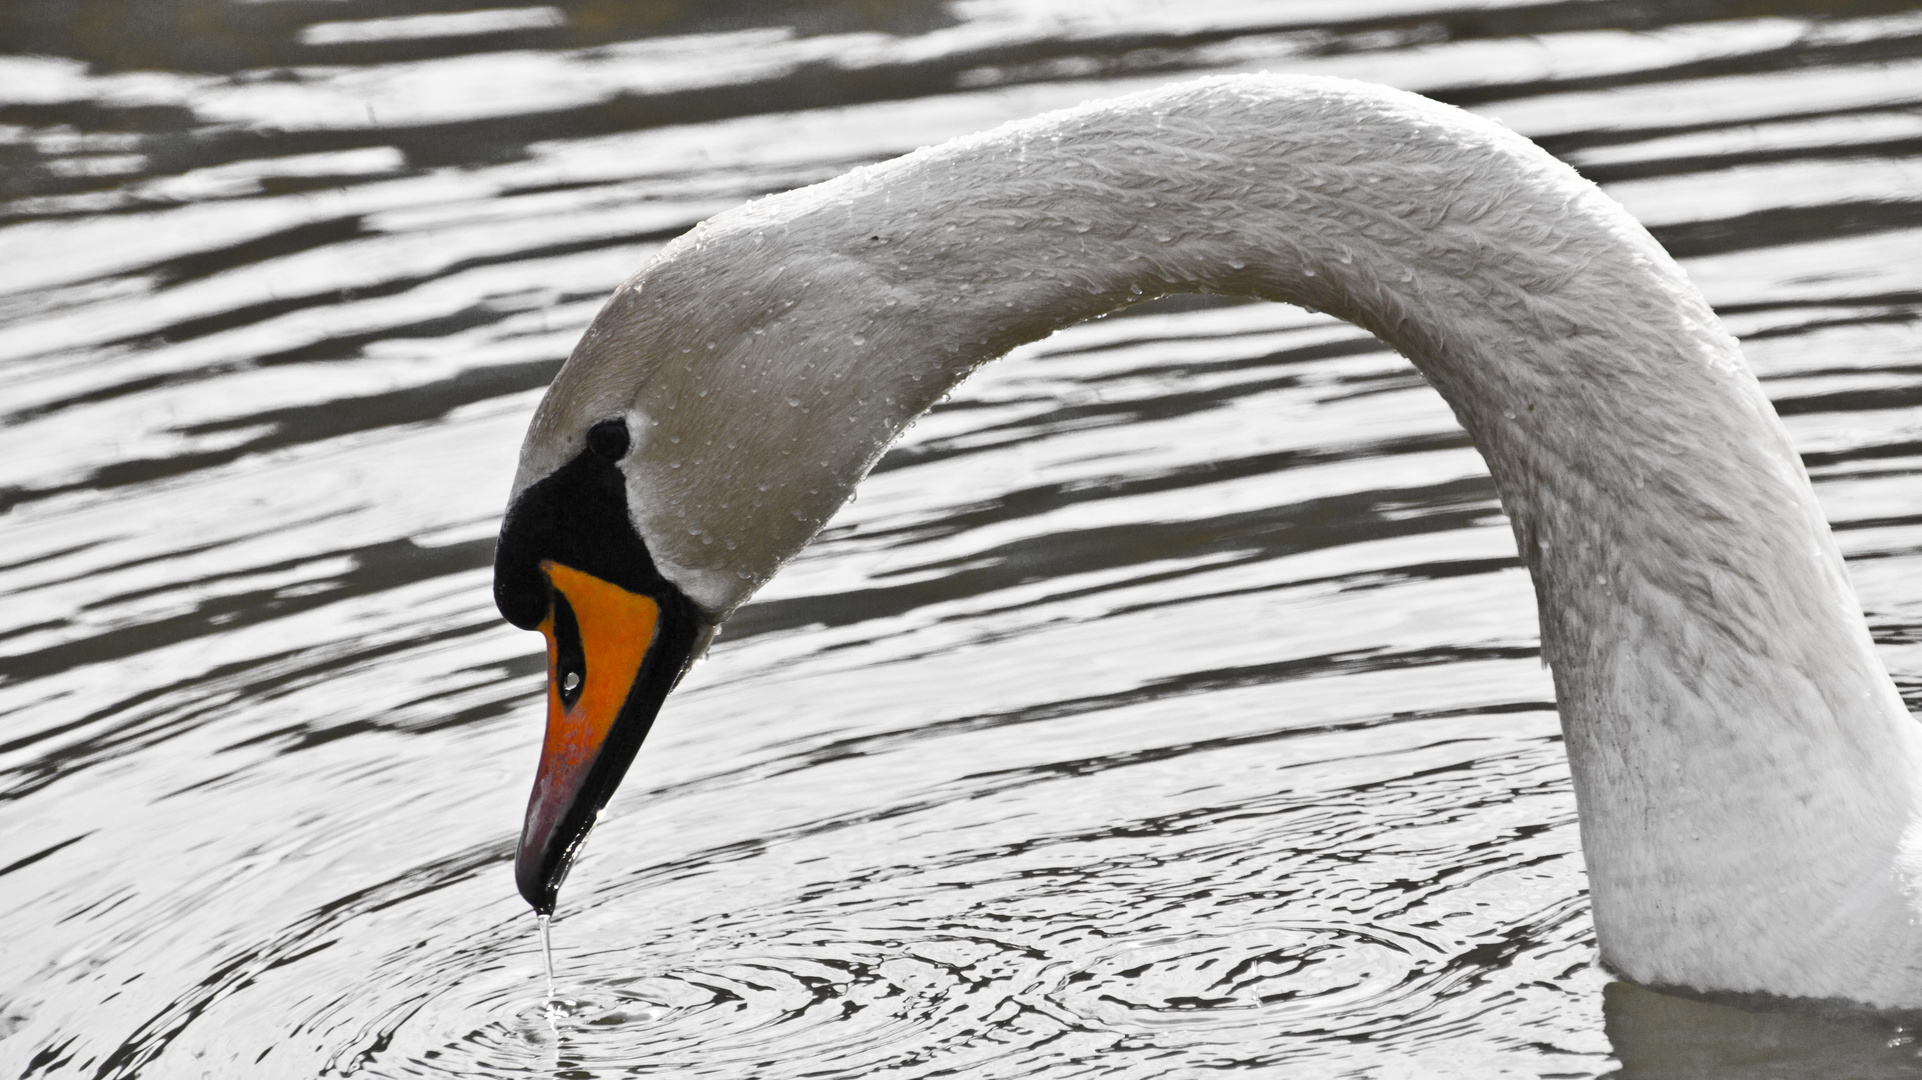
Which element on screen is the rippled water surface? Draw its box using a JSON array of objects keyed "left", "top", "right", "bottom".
[{"left": 6, "top": 1, "right": 1922, "bottom": 1076}]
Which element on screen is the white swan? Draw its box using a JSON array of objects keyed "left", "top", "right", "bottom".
[{"left": 491, "top": 74, "right": 1922, "bottom": 1011}]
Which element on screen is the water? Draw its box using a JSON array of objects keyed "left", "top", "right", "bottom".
[
  {"left": 4, "top": 1, "right": 1922, "bottom": 1076},
  {"left": 538, "top": 915, "right": 555, "bottom": 1001}
]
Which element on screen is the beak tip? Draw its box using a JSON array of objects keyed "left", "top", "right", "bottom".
[
  {"left": 519, "top": 881, "right": 557, "bottom": 917},
  {"left": 515, "top": 855, "right": 551, "bottom": 915},
  {"left": 515, "top": 823, "right": 566, "bottom": 915}
]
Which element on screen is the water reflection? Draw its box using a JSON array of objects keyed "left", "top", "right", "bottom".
[
  {"left": 3, "top": 0, "right": 1922, "bottom": 1076},
  {"left": 1606, "top": 984, "right": 1922, "bottom": 1080}
]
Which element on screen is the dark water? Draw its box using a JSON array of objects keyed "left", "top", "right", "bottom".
[{"left": 5, "top": 1, "right": 1922, "bottom": 1076}]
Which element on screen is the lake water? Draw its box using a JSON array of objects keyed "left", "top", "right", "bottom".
[{"left": 5, "top": 1, "right": 1922, "bottom": 1076}]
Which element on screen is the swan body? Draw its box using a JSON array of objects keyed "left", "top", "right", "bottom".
[{"left": 496, "top": 74, "right": 1922, "bottom": 1009}]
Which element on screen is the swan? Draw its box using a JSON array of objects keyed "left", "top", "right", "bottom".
[{"left": 491, "top": 73, "right": 1922, "bottom": 1011}]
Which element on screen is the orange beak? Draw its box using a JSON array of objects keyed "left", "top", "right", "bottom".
[{"left": 515, "top": 559, "right": 697, "bottom": 914}]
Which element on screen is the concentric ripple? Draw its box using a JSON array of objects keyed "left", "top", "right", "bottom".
[
  {"left": 331, "top": 925, "right": 1084, "bottom": 1077},
  {"left": 1048, "top": 922, "right": 1451, "bottom": 1038}
]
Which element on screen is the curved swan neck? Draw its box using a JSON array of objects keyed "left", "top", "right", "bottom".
[{"left": 549, "top": 75, "right": 1922, "bottom": 1006}]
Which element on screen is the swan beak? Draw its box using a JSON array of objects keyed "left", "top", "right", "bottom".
[{"left": 515, "top": 558, "right": 701, "bottom": 914}]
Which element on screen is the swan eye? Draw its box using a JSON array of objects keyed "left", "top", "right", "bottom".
[{"left": 586, "top": 418, "right": 630, "bottom": 461}]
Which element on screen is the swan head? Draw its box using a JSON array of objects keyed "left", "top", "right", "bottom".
[
  {"left": 491, "top": 406, "right": 712, "bottom": 916},
  {"left": 494, "top": 192, "right": 952, "bottom": 912}
]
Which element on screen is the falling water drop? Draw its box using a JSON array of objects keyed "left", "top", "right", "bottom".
[{"left": 538, "top": 913, "right": 557, "bottom": 1001}]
